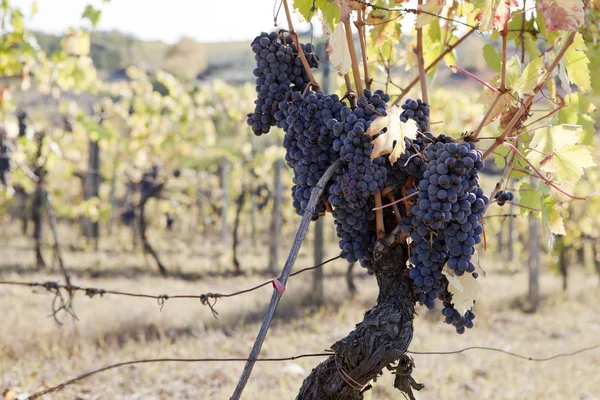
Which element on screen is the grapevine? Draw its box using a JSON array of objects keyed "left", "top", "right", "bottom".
[{"left": 247, "top": 33, "right": 488, "bottom": 332}]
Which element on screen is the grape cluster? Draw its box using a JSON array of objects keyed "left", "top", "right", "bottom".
[
  {"left": 439, "top": 279, "right": 475, "bottom": 334},
  {"left": 400, "top": 99, "right": 430, "bottom": 133},
  {"left": 494, "top": 190, "right": 514, "bottom": 206},
  {"left": 330, "top": 91, "right": 389, "bottom": 210},
  {"left": 244, "top": 34, "right": 492, "bottom": 333},
  {"left": 281, "top": 90, "right": 344, "bottom": 218},
  {"left": 328, "top": 90, "right": 391, "bottom": 265},
  {"left": 247, "top": 32, "right": 318, "bottom": 136},
  {"left": 0, "top": 129, "right": 10, "bottom": 185}
]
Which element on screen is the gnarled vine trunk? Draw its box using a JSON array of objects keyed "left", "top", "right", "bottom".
[{"left": 297, "top": 242, "right": 415, "bottom": 399}]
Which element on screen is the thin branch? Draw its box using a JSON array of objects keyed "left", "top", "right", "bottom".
[
  {"left": 469, "top": 93, "right": 504, "bottom": 141},
  {"left": 415, "top": 0, "right": 429, "bottom": 127},
  {"left": 520, "top": 0, "right": 527, "bottom": 63},
  {"left": 499, "top": 26, "right": 508, "bottom": 93},
  {"left": 231, "top": 159, "right": 341, "bottom": 399},
  {"left": 392, "top": 27, "right": 477, "bottom": 106},
  {"left": 344, "top": 18, "right": 364, "bottom": 96},
  {"left": 356, "top": 8, "right": 372, "bottom": 91},
  {"left": 481, "top": 32, "right": 577, "bottom": 161},
  {"left": 281, "top": 0, "right": 320, "bottom": 90}
]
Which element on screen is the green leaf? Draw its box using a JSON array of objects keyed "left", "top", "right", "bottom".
[
  {"left": 416, "top": 0, "right": 445, "bottom": 28},
  {"left": 550, "top": 145, "right": 595, "bottom": 185},
  {"left": 543, "top": 196, "right": 565, "bottom": 235},
  {"left": 483, "top": 44, "right": 501, "bottom": 72},
  {"left": 523, "top": 32, "right": 541, "bottom": 58},
  {"left": 82, "top": 5, "right": 102, "bottom": 27},
  {"left": 519, "top": 183, "right": 541, "bottom": 216},
  {"left": 563, "top": 32, "right": 591, "bottom": 92},
  {"left": 31, "top": 1, "right": 37, "bottom": 17},
  {"left": 293, "top": 0, "right": 340, "bottom": 31},
  {"left": 366, "top": 11, "right": 401, "bottom": 47},
  {"left": 513, "top": 57, "right": 544, "bottom": 96}
]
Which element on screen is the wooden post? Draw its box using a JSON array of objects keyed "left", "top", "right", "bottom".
[
  {"left": 220, "top": 159, "right": 230, "bottom": 242},
  {"left": 527, "top": 177, "right": 540, "bottom": 311},
  {"left": 508, "top": 202, "right": 515, "bottom": 262},
  {"left": 268, "top": 159, "right": 284, "bottom": 273}
]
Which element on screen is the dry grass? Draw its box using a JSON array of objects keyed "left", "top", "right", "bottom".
[{"left": 0, "top": 229, "right": 599, "bottom": 400}]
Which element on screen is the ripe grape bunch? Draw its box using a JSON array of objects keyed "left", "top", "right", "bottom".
[
  {"left": 494, "top": 190, "right": 514, "bottom": 206},
  {"left": 246, "top": 32, "right": 489, "bottom": 334},
  {"left": 247, "top": 32, "right": 319, "bottom": 136}
]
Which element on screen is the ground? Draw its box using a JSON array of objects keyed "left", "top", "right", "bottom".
[{"left": 0, "top": 227, "right": 599, "bottom": 400}]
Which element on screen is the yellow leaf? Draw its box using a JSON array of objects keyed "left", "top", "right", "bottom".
[
  {"left": 416, "top": 0, "right": 444, "bottom": 28},
  {"left": 327, "top": 22, "right": 352, "bottom": 76},
  {"left": 442, "top": 270, "right": 481, "bottom": 315},
  {"left": 365, "top": 105, "right": 418, "bottom": 164}
]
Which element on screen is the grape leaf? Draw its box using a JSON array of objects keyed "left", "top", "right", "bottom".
[
  {"left": 543, "top": 196, "right": 565, "bottom": 235},
  {"left": 474, "top": 0, "right": 517, "bottom": 31},
  {"left": 442, "top": 271, "right": 481, "bottom": 315},
  {"left": 327, "top": 22, "right": 352, "bottom": 76},
  {"left": 528, "top": 124, "right": 581, "bottom": 166},
  {"left": 513, "top": 57, "right": 544, "bottom": 96},
  {"left": 547, "top": 145, "right": 595, "bottom": 185},
  {"left": 82, "top": 5, "right": 102, "bottom": 27},
  {"left": 523, "top": 32, "right": 541, "bottom": 59},
  {"left": 366, "top": 105, "right": 418, "bottom": 164},
  {"left": 519, "top": 183, "right": 542, "bottom": 215},
  {"left": 536, "top": 0, "right": 584, "bottom": 32},
  {"left": 563, "top": 32, "right": 591, "bottom": 93},
  {"left": 483, "top": 44, "right": 501, "bottom": 72},
  {"left": 366, "top": 11, "right": 402, "bottom": 47},
  {"left": 416, "top": 0, "right": 444, "bottom": 28},
  {"left": 294, "top": 0, "right": 341, "bottom": 31}
]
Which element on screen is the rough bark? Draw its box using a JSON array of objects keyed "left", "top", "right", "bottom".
[
  {"left": 313, "top": 217, "right": 324, "bottom": 305},
  {"left": 268, "top": 159, "right": 284, "bottom": 273},
  {"left": 297, "top": 242, "right": 415, "bottom": 399}
]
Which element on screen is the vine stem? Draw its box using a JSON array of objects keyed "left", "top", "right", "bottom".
[
  {"left": 415, "top": 0, "right": 428, "bottom": 116},
  {"left": 481, "top": 31, "right": 577, "bottom": 161},
  {"left": 356, "top": 7, "right": 371, "bottom": 91},
  {"left": 470, "top": 93, "right": 504, "bottom": 140},
  {"left": 281, "top": 0, "right": 320, "bottom": 91},
  {"left": 344, "top": 18, "right": 364, "bottom": 96},
  {"left": 231, "top": 160, "right": 341, "bottom": 400},
  {"left": 392, "top": 27, "right": 477, "bottom": 106},
  {"left": 499, "top": 25, "right": 508, "bottom": 93}
]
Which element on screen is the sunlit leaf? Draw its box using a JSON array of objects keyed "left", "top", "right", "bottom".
[
  {"left": 536, "top": 0, "right": 584, "bottom": 32},
  {"left": 416, "top": 0, "right": 444, "bottom": 28},
  {"left": 442, "top": 270, "right": 481, "bottom": 315},
  {"left": 327, "top": 22, "right": 352, "bottom": 76},
  {"left": 366, "top": 105, "right": 418, "bottom": 164}
]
